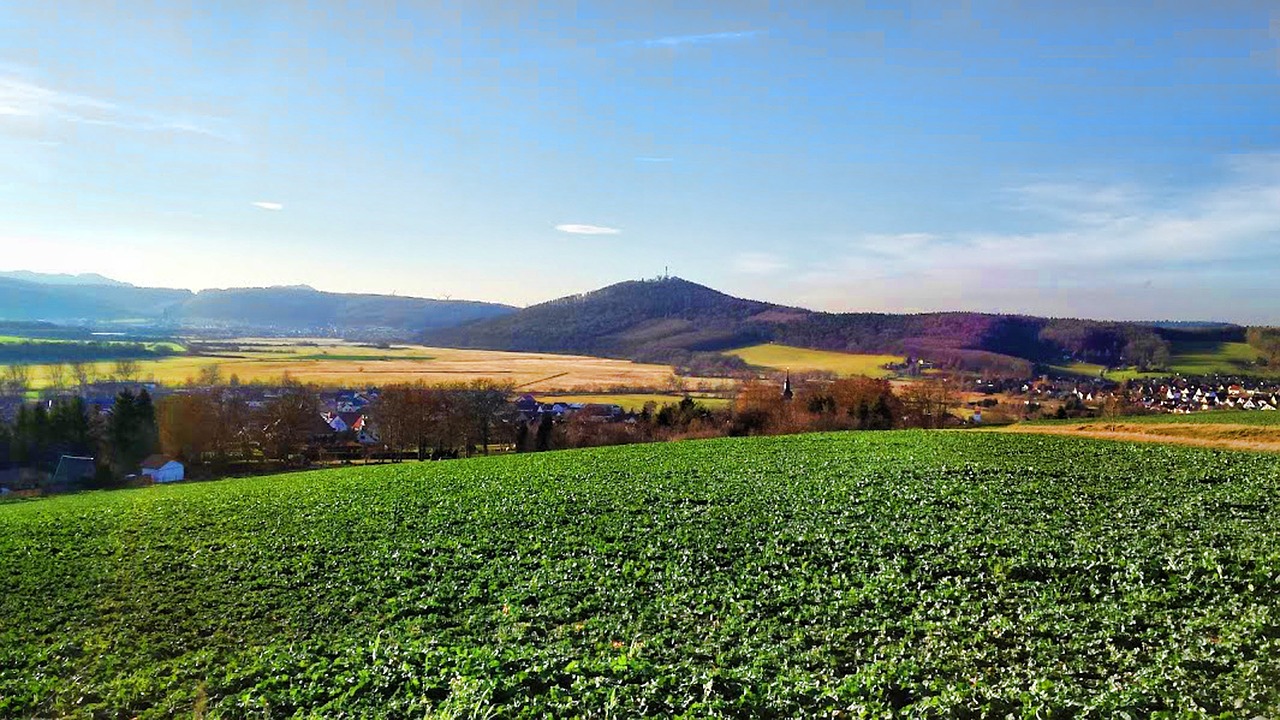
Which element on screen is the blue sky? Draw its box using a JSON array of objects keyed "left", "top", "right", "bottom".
[{"left": 1, "top": 2, "right": 1278, "bottom": 322}]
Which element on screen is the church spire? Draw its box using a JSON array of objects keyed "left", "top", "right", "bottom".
[{"left": 782, "top": 369, "right": 793, "bottom": 401}]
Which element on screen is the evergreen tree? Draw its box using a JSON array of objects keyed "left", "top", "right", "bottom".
[
  {"left": 135, "top": 390, "right": 159, "bottom": 458},
  {"left": 49, "top": 397, "right": 93, "bottom": 458},
  {"left": 870, "top": 395, "right": 895, "bottom": 430},
  {"left": 535, "top": 412, "right": 554, "bottom": 451},
  {"left": 108, "top": 390, "right": 159, "bottom": 476}
]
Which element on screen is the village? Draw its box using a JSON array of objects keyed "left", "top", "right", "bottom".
[{"left": 4, "top": 368, "right": 1280, "bottom": 497}]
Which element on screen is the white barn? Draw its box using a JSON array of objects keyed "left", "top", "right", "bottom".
[{"left": 141, "top": 455, "right": 185, "bottom": 483}]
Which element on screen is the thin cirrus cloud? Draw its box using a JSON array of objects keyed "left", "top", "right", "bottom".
[
  {"left": 556, "top": 224, "right": 620, "bottom": 235},
  {"left": 251, "top": 201, "right": 283, "bottom": 211},
  {"left": 630, "top": 30, "right": 765, "bottom": 48},
  {"left": 791, "top": 152, "right": 1280, "bottom": 322},
  {"left": 0, "top": 72, "right": 232, "bottom": 140},
  {"left": 732, "top": 252, "right": 789, "bottom": 276}
]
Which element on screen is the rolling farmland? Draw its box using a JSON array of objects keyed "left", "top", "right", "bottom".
[
  {"left": 5, "top": 339, "right": 732, "bottom": 393},
  {"left": 726, "top": 343, "right": 902, "bottom": 378},
  {"left": 3, "top": 432, "right": 1280, "bottom": 717}
]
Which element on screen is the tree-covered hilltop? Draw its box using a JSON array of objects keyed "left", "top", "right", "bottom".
[{"left": 426, "top": 277, "right": 1234, "bottom": 376}]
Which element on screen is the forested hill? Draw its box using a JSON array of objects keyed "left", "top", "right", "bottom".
[
  {"left": 424, "top": 277, "right": 807, "bottom": 363},
  {"left": 0, "top": 278, "right": 194, "bottom": 322},
  {"left": 176, "top": 287, "right": 514, "bottom": 332},
  {"left": 0, "top": 276, "right": 515, "bottom": 334},
  {"left": 426, "top": 277, "right": 1247, "bottom": 376}
]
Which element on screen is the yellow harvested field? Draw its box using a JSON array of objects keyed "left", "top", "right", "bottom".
[
  {"left": 11, "top": 339, "right": 735, "bottom": 392},
  {"left": 727, "top": 343, "right": 902, "bottom": 378}
]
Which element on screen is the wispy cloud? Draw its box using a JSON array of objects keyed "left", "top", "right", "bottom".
[
  {"left": 635, "top": 156, "right": 675, "bottom": 163},
  {"left": 556, "top": 224, "right": 620, "bottom": 235},
  {"left": 732, "top": 252, "right": 789, "bottom": 276},
  {"left": 792, "top": 154, "right": 1280, "bottom": 321},
  {"left": 0, "top": 73, "right": 232, "bottom": 140},
  {"left": 1007, "top": 181, "right": 1145, "bottom": 225},
  {"left": 252, "top": 201, "right": 283, "bottom": 211},
  {"left": 630, "top": 30, "right": 765, "bottom": 48}
]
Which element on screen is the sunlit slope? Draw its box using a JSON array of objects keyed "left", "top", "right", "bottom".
[
  {"left": 3, "top": 432, "right": 1280, "bottom": 717},
  {"left": 1056, "top": 341, "right": 1275, "bottom": 379},
  {"left": 726, "top": 343, "right": 902, "bottom": 378}
]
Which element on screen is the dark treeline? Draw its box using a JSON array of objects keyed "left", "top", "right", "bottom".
[
  {"left": 1, "top": 389, "right": 159, "bottom": 488},
  {"left": 0, "top": 341, "right": 181, "bottom": 365}
]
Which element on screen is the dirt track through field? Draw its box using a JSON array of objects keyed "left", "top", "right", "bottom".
[{"left": 999, "top": 422, "right": 1280, "bottom": 454}]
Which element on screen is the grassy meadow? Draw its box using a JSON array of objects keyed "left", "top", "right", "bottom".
[
  {"left": 4, "top": 431, "right": 1280, "bottom": 717},
  {"left": 726, "top": 343, "right": 902, "bottom": 378},
  {"left": 1052, "top": 341, "right": 1275, "bottom": 380}
]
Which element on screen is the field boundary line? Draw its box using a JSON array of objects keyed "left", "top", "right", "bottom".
[{"left": 997, "top": 423, "right": 1280, "bottom": 454}]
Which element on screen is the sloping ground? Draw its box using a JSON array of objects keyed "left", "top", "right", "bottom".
[
  {"left": 4, "top": 432, "right": 1280, "bottom": 717},
  {"left": 424, "top": 277, "right": 782, "bottom": 356},
  {"left": 1004, "top": 411, "right": 1280, "bottom": 452},
  {"left": 1103, "top": 341, "right": 1274, "bottom": 380},
  {"left": 725, "top": 343, "right": 901, "bottom": 378},
  {"left": 1004, "top": 421, "right": 1280, "bottom": 453}
]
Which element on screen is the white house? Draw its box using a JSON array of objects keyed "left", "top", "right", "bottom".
[{"left": 141, "top": 455, "right": 185, "bottom": 483}]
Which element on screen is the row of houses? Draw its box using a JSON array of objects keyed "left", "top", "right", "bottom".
[
  {"left": 513, "top": 395, "right": 626, "bottom": 423},
  {"left": 1128, "top": 382, "right": 1280, "bottom": 414}
]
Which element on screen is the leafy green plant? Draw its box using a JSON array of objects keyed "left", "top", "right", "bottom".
[{"left": 2, "top": 431, "right": 1279, "bottom": 717}]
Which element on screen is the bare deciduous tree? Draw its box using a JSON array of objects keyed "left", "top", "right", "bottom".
[
  {"left": 46, "top": 362, "right": 69, "bottom": 392},
  {"left": 70, "top": 360, "right": 95, "bottom": 390},
  {"left": 899, "top": 377, "right": 960, "bottom": 429},
  {"left": 197, "top": 364, "right": 223, "bottom": 387},
  {"left": 2, "top": 364, "right": 32, "bottom": 397},
  {"left": 113, "top": 358, "right": 141, "bottom": 384}
]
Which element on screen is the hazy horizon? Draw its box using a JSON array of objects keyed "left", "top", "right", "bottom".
[
  {"left": 0, "top": 266, "right": 1264, "bottom": 326},
  {"left": 3, "top": 3, "right": 1278, "bottom": 323}
]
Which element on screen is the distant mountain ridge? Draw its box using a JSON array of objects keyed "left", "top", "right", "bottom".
[
  {"left": 0, "top": 271, "right": 1261, "bottom": 375},
  {"left": 0, "top": 274, "right": 515, "bottom": 334},
  {"left": 0, "top": 270, "right": 133, "bottom": 287},
  {"left": 178, "top": 286, "right": 514, "bottom": 332}
]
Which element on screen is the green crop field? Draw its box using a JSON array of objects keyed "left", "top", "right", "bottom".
[
  {"left": 726, "top": 343, "right": 902, "bottom": 378},
  {"left": 4, "top": 432, "right": 1280, "bottom": 717}
]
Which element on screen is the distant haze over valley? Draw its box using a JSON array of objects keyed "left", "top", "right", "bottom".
[{"left": 1, "top": 270, "right": 1271, "bottom": 380}]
